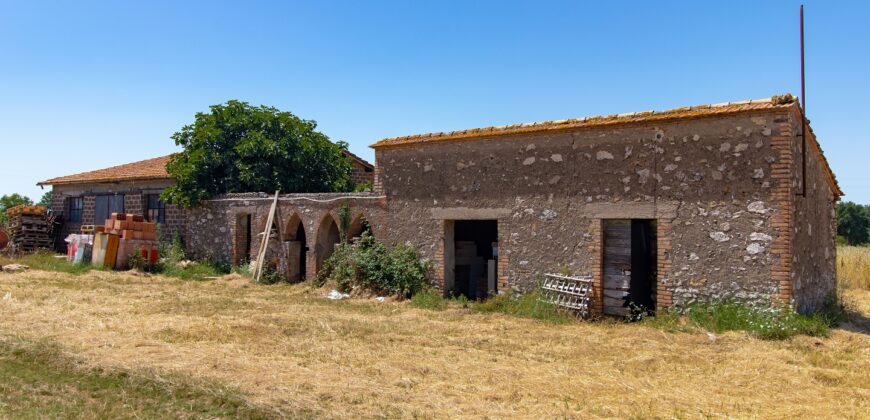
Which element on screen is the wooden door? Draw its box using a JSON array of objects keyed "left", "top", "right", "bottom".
[{"left": 603, "top": 220, "right": 632, "bottom": 316}]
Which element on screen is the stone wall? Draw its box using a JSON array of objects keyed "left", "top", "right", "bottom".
[
  {"left": 788, "top": 113, "right": 838, "bottom": 313},
  {"left": 375, "top": 111, "right": 797, "bottom": 311},
  {"left": 186, "top": 193, "right": 388, "bottom": 279}
]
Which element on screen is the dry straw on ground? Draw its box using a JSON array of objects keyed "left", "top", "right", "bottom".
[
  {"left": 838, "top": 245, "right": 870, "bottom": 290},
  {"left": 0, "top": 269, "right": 868, "bottom": 418}
]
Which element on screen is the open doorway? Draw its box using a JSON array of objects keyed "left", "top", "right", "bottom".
[
  {"left": 446, "top": 220, "right": 498, "bottom": 300},
  {"left": 602, "top": 219, "right": 657, "bottom": 317},
  {"left": 284, "top": 214, "right": 307, "bottom": 282}
]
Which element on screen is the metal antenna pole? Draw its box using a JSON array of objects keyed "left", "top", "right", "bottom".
[{"left": 799, "top": 4, "right": 807, "bottom": 197}]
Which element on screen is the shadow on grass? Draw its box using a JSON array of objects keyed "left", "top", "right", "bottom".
[{"left": 0, "top": 336, "right": 288, "bottom": 419}]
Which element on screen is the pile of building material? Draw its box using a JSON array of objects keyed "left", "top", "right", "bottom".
[
  {"left": 4, "top": 205, "right": 55, "bottom": 253},
  {"left": 91, "top": 213, "right": 159, "bottom": 269}
]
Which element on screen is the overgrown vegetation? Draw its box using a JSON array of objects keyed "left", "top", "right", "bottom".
[
  {"left": 642, "top": 297, "right": 847, "bottom": 340},
  {"left": 409, "top": 288, "right": 575, "bottom": 325},
  {"left": 0, "top": 337, "right": 277, "bottom": 418},
  {"left": 0, "top": 232, "right": 227, "bottom": 281},
  {"left": 314, "top": 231, "right": 429, "bottom": 298},
  {"left": 474, "top": 291, "right": 576, "bottom": 324},
  {"left": 0, "top": 251, "right": 95, "bottom": 275},
  {"left": 145, "top": 233, "right": 227, "bottom": 280}
]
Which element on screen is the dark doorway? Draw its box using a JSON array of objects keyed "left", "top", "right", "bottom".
[
  {"left": 284, "top": 214, "right": 307, "bottom": 282},
  {"left": 234, "top": 213, "right": 252, "bottom": 266},
  {"left": 449, "top": 220, "right": 498, "bottom": 300},
  {"left": 296, "top": 222, "right": 307, "bottom": 280},
  {"left": 244, "top": 214, "right": 252, "bottom": 261},
  {"left": 602, "top": 219, "right": 657, "bottom": 317}
]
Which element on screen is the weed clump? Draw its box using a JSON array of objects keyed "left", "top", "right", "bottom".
[
  {"left": 315, "top": 231, "right": 430, "bottom": 298},
  {"left": 475, "top": 291, "right": 574, "bottom": 324},
  {"left": 410, "top": 288, "right": 448, "bottom": 310},
  {"left": 643, "top": 297, "right": 847, "bottom": 340}
]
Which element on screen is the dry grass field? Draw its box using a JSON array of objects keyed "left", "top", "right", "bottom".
[
  {"left": 0, "top": 267, "right": 868, "bottom": 418},
  {"left": 838, "top": 245, "right": 870, "bottom": 290}
]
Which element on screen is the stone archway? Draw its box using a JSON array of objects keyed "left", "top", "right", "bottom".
[
  {"left": 347, "top": 213, "right": 371, "bottom": 243},
  {"left": 315, "top": 214, "right": 341, "bottom": 273},
  {"left": 283, "top": 213, "right": 307, "bottom": 282}
]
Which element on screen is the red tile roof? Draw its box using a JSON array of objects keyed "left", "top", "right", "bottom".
[
  {"left": 38, "top": 150, "right": 374, "bottom": 186},
  {"left": 38, "top": 155, "right": 172, "bottom": 186}
]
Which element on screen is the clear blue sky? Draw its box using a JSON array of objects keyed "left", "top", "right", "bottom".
[{"left": 1, "top": 0, "right": 867, "bottom": 203}]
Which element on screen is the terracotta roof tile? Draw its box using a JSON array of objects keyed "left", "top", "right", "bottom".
[
  {"left": 38, "top": 155, "right": 172, "bottom": 186},
  {"left": 38, "top": 150, "right": 373, "bottom": 186}
]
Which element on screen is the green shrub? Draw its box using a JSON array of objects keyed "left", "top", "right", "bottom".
[
  {"left": 410, "top": 288, "right": 447, "bottom": 310},
  {"left": 474, "top": 291, "right": 574, "bottom": 325},
  {"left": 643, "top": 299, "right": 841, "bottom": 340},
  {"left": 314, "top": 232, "right": 430, "bottom": 298}
]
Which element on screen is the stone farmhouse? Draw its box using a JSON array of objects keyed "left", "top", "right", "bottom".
[{"left": 40, "top": 95, "right": 841, "bottom": 315}]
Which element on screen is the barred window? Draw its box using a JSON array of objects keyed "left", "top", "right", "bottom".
[
  {"left": 68, "top": 197, "right": 83, "bottom": 222},
  {"left": 145, "top": 194, "right": 165, "bottom": 224}
]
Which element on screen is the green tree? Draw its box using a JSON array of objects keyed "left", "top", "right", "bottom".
[
  {"left": 836, "top": 201, "right": 870, "bottom": 245},
  {"left": 162, "top": 100, "right": 354, "bottom": 208},
  {"left": 37, "top": 190, "right": 53, "bottom": 207},
  {"left": 0, "top": 193, "right": 33, "bottom": 225}
]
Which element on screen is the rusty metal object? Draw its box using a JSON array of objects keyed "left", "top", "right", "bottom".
[{"left": 0, "top": 229, "right": 8, "bottom": 251}]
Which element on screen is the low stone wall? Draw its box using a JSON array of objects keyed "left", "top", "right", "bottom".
[{"left": 185, "top": 192, "right": 388, "bottom": 280}]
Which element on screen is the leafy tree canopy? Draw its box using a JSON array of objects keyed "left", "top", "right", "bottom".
[
  {"left": 37, "top": 190, "right": 52, "bottom": 207},
  {"left": 836, "top": 201, "right": 870, "bottom": 245},
  {"left": 0, "top": 193, "right": 33, "bottom": 225},
  {"left": 162, "top": 100, "right": 354, "bottom": 208}
]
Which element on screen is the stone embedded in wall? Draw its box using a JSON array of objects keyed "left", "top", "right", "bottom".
[
  {"left": 522, "top": 157, "right": 535, "bottom": 165},
  {"left": 749, "top": 232, "right": 772, "bottom": 241},
  {"left": 709, "top": 231, "right": 730, "bottom": 242},
  {"left": 747, "top": 201, "right": 767, "bottom": 214},
  {"left": 596, "top": 151, "right": 613, "bottom": 160},
  {"left": 746, "top": 243, "right": 765, "bottom": 255},
  {"left": 637, "top": 169, "right": 650, "bottom": 184},
  {"left": 539, "top": 209, "right": 557, "bottom": 221}
]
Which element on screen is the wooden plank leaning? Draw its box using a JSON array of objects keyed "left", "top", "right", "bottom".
[{"left": 254, "top": 191, "right": 280, "bottom": 283}]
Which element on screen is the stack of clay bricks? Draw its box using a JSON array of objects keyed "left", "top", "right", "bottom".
[
  {"left": 96, "top": 213, "right": 158, "bottom": 240},
  {"left": 92, "top": 213, "right": 159, "bottom": 269}
]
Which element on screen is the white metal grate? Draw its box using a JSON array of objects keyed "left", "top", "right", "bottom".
[{"left": 540, "top": 273, "right": 593, "bottom": 318}]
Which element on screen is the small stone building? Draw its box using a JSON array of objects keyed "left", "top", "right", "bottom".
[
  {"left": 38, "top": 152, "right": 374, "bottom": 246},
  {"left": 368, "top": 95, "right": 840, "bottom": 314}
]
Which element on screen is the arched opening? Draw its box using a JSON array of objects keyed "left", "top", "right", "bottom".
[
  {"left": 284, "top": 214, "right": 307, "bottom": 282},
  {"left": 346, "top": 213, "right": 372, "bottom": 243},
  {"left": 315, "top": 215, "right": 341, "bottom": 273}
]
